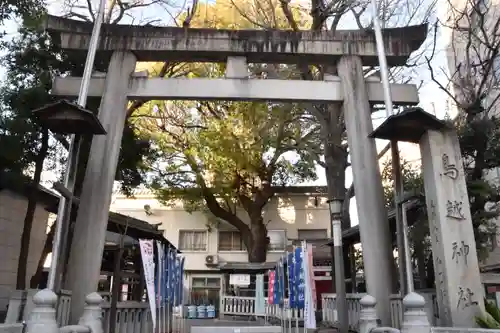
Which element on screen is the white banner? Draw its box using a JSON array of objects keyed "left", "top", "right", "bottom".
[
  {"left": 139, "top": 239, "right": 157, "bottom": 330},
  {"left": 303, "top": 241, "right": 316, "bottom": 329},
  {"left": 307, "top": 244, "right": 317, "bottom": 309}
]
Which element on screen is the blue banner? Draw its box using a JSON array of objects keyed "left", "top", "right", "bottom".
[
  {"left": 294, "top": 247, "right": 305, "bottom": 309},
  {"left": 278, "top": 257, "right": 286, "bottom": 308},
  {"left": 178, "top": 256, "right": 185, "bottom": 305},
  {"left": 165, "top": 247, "right": 173, "bottom": 305},
  {"left": 169, "top": 249, "right": 176, "bottom": 304},
  {"left": 287, "top": 252, "right": 295, "bottom": 309},
  {"left": 272, "top": 269, "right": 279, "bottom": 305},
  {"left": 155, "top": 242, "right": 165, "bottom": 307},
  {"left": 174, "top": 257, "right": 181, "bottom": 306}
]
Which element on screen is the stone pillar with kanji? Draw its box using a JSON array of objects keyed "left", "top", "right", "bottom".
[{"left": 420, "top": 128, "right": 484, "bottom": 327}]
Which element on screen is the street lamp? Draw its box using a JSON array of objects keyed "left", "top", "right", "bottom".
[
  {"left": 370, "top": 107, "right": 447, "bottom": 295},
  {"left": 327, "top": 198, "right": 348, "bottom": 333},
  {"left": 33, "top": 100, "right": 106, "bottom": 135},
  {"left": 32, "top": 99, "right": 106, "bottom": 292}
]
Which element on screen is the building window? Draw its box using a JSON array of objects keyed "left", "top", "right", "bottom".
[
  {"left": 179, "top": 230, "right": 207, "bottom": 251},
  {"left": 268, "top": 230, "right": 286, "bottom": 251},
  {"left": 298, "top": 229, "right": 328, "bottom": 240},
  {"left": 190, "top": 277, "right": 220, "bottom": 306},
  {"left": 218, "top": 231, "right": 246, "bottom": 251}
]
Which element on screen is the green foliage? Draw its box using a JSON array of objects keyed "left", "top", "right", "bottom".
[
  {"left": 0, "top": 0, "right": 45, "bottom": 33},
  {"left": 380, "top": 114, "right": 500, "bottom": 269},
  {"left": 136, "top": 97, "right": 319, "bottom": 209},
  {"left": 475, "top": 299, "right": 500, "bottom": 328},
  {"left": 455, "top": 114, "right": 500, "bottom": 259},
  {"left": 381, "top": 157, "right": 424, "bottom": 209},
  {"left": 0, "top": 10, "right": 72, "bottom": 173},
  {"left": 0, "top": 15, "right": 157, "bottom": 193},
  {"left": 133, "top": 64, "right": 320, "bottom": 260}
]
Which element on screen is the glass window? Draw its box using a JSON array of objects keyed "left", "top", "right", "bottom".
[
  {"left": 298, "top": 229, "right": 328, "bottom": 240},
  {"left": 179, "top": 230, "right": 207, "bottom": 251},
  {"left": 268, "top": 230, "right": 286, "bottom": 251},
  {"left": 192, "top": 277, "right": 221, "bottom": 288},
  {"left": 218, "top": 231, "right": 246, "bottom": 251}
]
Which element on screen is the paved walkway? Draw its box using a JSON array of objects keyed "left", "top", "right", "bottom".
[{"left": 171, "top": 318, "right": 339, "bottom": 333}]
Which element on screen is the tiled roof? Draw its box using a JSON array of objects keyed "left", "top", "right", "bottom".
[{"left": 1, "top": 170, "right": 178, "bottom": 250}]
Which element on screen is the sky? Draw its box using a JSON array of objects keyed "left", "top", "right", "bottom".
[{"left": 2, "top": 0, "right": 454, "bottom": 227}]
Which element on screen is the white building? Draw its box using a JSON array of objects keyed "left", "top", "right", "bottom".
[{"left": 109, "top": 186, "right": 333, "bottom": 304}]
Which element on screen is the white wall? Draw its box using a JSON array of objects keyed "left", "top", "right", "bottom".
[
  {"left": 110, "top": 193, "right": 330, "bottom": 271},
  {"left": 0, "top": 190, "right": 50, "bottom": 311}
]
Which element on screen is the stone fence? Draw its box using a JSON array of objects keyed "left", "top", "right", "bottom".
[
  {"left": 0, "top": 289, "right": 103, "bottom": 333},
  {"left": 356, "top": 292, "right": 495, "bottom": 333}
]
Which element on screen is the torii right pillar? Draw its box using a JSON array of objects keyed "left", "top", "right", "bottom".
[
  {"left": 370, "top": 108, "right": 484, "bottom": 327},
  {"left": 338, "top": 55, "right": 395, "bottom": 326}
]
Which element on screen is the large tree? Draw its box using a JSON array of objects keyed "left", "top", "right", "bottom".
[
  {"left": 126, "top": 0, "right": 435, "bottom": 263},
  {"left": 127, "top": 0, "right": 319, "bottom": 262},
  {"left": 134, "top": 66, "right": 319, "bottom": 262}
]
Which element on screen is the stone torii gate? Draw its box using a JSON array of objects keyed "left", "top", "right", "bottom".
[{"left": 45, "top": 15, "right": 427, "bottom": 325}]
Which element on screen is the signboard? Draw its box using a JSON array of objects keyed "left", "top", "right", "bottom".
[{"left": 230, "top": 274, "right": 250, "bottom": 286}]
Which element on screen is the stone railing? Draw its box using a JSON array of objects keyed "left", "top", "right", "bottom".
[
  {"left": 101, "top": 301, "right": 152, "bottom": 333},
  {"left": 357, "top": 293, "right": 430, "bottom": 333},
  {"left": 10, "top": 289, "right": 104, "bottom": 333},
  {"left": 321, "top": 292, "right": 438, "bottom": 330},
  {"left": 5, "top": 289, "right": 72, "bottom": 327},
  {"left": 4, "top": 289, "right": 156, "bottom": 333},
  {"left": 220, "top": 296, "right": 304, "bottom": 320},
  {"left": 352, "top": 292, "right": 498, "bottom": 333},
  {"left": 221, "top": 296, "right": 256, "bottom": 316},
  {"left": 0, "top": 323, "right": 24, "bottom": 333}
]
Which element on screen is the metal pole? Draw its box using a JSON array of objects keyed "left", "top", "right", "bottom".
[
  {"left": 47, "top": 0, "right": 107, "bottom": 291},
  {"left": 370, "top": 0, "right": 409, "bottom": 296},
  {"left": 402, "top": 202, "right": 414, "bottom": 292},
  {"left": 392, "top": 144, "right": 407, "bottom": 296},
  {"left": 370, "top": 0, "right": 393, "bottom": 118},
  {"left": 329, "top": 199, "right": 348, "bottom": 333}
]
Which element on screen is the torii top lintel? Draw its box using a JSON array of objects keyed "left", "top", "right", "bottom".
[{"left": 46, "top": 15, "right": 427, "bottom": 66}]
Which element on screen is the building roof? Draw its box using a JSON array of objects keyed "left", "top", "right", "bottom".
[
  {"left": 0, "top": 170, "right": 178, "bottom": 250},
  {"left": 218, "top": 261, "right": 277, "bottom": 272},
  {"left": 336, "top": 198, "right": 425, "bottom": 246}
]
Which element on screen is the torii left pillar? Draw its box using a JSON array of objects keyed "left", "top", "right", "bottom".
[{"left": 65, "top": 51, "right": 137, "bottom": 324}]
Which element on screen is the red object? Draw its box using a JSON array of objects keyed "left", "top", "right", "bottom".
[
  {"left": 268, "top": 270, "right": 275, "bottom": 304},
  {"left": 487, "top": 286, "right": 499, "bottom": 293}
]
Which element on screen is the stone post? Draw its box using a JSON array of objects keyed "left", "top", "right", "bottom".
[
  {"left": 359, "top": 295, "right": 379, "bottom": 333},
  {"left": 59, "top": 326, "right": 91, "bottom": 333},
  {"left": 65, "top": 51, "right": 138, "bottom": 324},
  {"left": 337, "top": 55, "right": 394, "bottom": 325},
  {"left": 78, "top": 293, "right": 104, "bottom": 333},
  {"left": 25, "top": 289, "right": 59, "bottom": 333},
  {"left": 420, "top": 128, "right": 484, "bottom": 326},
  {"left": 401, "top": 293, "right": 430, "bottom": 333}
]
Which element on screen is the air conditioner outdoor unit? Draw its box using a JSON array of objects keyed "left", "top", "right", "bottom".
[{"left": 205, "top": 255, "right": 218, "bottom": 266}]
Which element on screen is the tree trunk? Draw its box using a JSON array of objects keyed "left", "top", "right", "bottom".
[
  {"left": 245, "top": 217, "right": 269, "bottom": 263},
  {"left": 30, "top": 220, "right": 55, "bottom": 288},
  {"left": 16, "top": 129, "right": 49, "bottom": 290}
]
